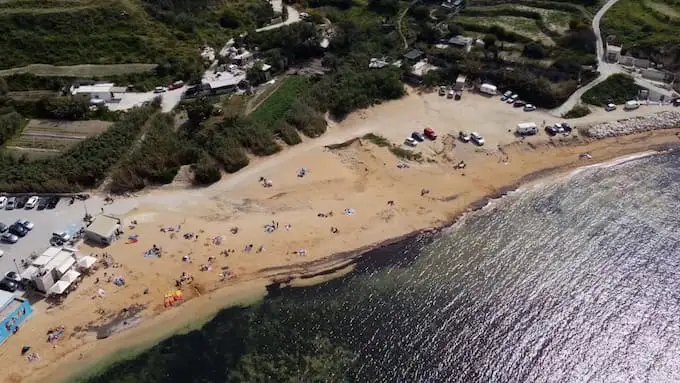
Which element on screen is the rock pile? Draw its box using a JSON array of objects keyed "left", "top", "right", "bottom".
[{"left": 583, "top": 110, "right": 680, "bottom": 139}]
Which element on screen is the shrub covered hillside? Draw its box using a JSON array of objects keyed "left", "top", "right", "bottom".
[
  {"left": 582, "top": 74, "right": 641, "bottom": 106},
  {"left": 0, "top": 0, "right": 275, "bottom": 85}
]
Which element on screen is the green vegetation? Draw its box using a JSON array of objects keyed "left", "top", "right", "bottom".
[
  {"left": 0, "top": 106, "right": 156, "bottom": 192},
  {"left": 109, "top": 113, "right": 198, "bottom": 193},
  {"left": 0, "top": 111, "right": 24, "bottom": 146},
  {"left": 363, "top": 133, "right": 391, "bottom": 147},
  {"left": 602, "top": 0, "right": 680, "bottom": 70},
  {"left": 562, "top": 103, "right": 591, "bottom": 118},
  {"left": 250, "top": 77, "right": 311, "bottom": 127},
  {"left": 582, "top": 74, "right": 641, "bottom": 106}
]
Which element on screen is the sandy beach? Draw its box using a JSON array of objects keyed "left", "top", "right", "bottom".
[{"left": 1, "top": 89, "right": 679, "bottom": 383}]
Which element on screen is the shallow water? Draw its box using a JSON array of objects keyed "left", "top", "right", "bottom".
[{"left": 87, "top": 151, "right": 680, "bottom": 383}]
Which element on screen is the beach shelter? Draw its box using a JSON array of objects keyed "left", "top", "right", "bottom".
[
  {"left": 48, "top": 280, "right": 71, "bottom": 295},
  {"left": 76, "top": 255, "right": 97, "bottom": 269},
  {"left": 60, "top": 269, "right": 81, "bottom": 284}
]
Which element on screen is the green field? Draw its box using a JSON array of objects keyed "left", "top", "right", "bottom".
[
  {"left": 250, "top": 76, "right": 311, "bottom": 127},
  {"left": 602, "top": 0, "right": 680, "bottom": 67}
]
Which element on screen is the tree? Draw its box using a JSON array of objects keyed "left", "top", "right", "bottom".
[
  {"left": 523, "top": 42, "right": 547, "bottom": 59},
  {"left": 185, "top": 98, "right": 214, "bottom": 129},
  {"left": 0, "top": 78, "right": 8, "bottom": 96},
  {"left": 483, "top": 34, "right": 497, "bottom": 49}
]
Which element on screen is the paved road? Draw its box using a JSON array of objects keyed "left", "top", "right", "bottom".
[{"left": 256, "top": 6, "right": 300, "bottom": 32}]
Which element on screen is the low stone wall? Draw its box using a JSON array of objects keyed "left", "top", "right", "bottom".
[{"left": 582, "top": 110, "right": 680, "bottom": 139}]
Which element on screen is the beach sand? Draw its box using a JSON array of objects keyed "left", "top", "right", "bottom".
[{"left": 1, "top": 90, "right": 679, "bottom": 383}]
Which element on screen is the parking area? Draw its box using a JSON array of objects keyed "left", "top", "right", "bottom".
[
  {"left": 0, "top": 197, "right": 120, "bottom": 279},
  {"left": 106, "top": 87, "right": 186, "bottom": 113}
]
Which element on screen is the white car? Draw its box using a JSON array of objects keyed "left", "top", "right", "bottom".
[
  {"left": 471, "top": 132, "right": 485, "bottom": 146},
  {"left": 605, "top": 103, "right": 616, "bottom": 111},
  {"left": 523, "top": 104, "right": 536, "bottom": 112},
  {"left": 153, "top": 86, "right": 167, "bottom": 93},
  {"left": 506, "top": 94, "right": 518, "bottom": 104},
  {"left": 0, "top": 249, "right": 4, "bottom": 258},
  {"left": 404, "top": 137, "right": 418, "bottom": 147},
  {"left": 25, "top": 196, "right": 39, "bottom": 209},
  {"left": 0, "top": 196, "right": 6, "bottom": 209},
  {"left": 458, "top": 131, "right": 471, "bottom": 142},
  {"left": 52, "top": 231, "right": 71, "bottom": 242}
]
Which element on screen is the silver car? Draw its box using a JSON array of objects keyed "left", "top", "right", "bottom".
[{"left": 1, "top": 233, "right": 18, "bottom": 244}]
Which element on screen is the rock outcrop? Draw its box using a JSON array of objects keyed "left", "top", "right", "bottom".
[{"left": 582, "top": 110, "right": 680, "bottom": 138}]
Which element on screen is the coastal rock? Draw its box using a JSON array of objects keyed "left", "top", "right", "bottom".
[{"left": 583, "top": 111, "right": 680, "bottom": 139}]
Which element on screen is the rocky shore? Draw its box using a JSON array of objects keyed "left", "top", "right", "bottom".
[{"left": 582, "top": 110, "right": 680, "bottom": 138}]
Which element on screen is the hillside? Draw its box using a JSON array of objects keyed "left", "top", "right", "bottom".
[{"left": 0, "top": 0, "right": 274, "bottom": 81}]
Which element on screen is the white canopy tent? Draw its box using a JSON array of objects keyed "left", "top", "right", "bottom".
[
  {"left": 49, "top": 280, "right": 71, "bottom": 295},
  {"left": 55, "top": 257, "right": 76, "bottom": 276},
  {"left": 76, "top": 255, "right": 97, "bottom": 269},
  {"left": 60, "top": 269, "right": 81, "bottom": 284}
]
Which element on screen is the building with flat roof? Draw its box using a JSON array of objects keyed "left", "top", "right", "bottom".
[
  {"left": 84, "top": 215, "right": 121, "bottom": 246},
  {"left": 0, "top": 291, "right": 32, "bottom": 345},
  {"left": 605, "top": 44, "right": 622, "bottom": 63},
  {"left": 70, "top": 82, "right": 126, "bottom": 103}
]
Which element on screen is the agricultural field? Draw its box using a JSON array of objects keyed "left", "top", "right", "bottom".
[
  {"left": 0, "top": 63, "right": 158, "bottom": 77},
  {"left": 4, "top": 119, "right": 113, "bottom": 159},
  {"left": 456, "top": 15, "right": 555, "bottom": 45},
  {"left": 250, "top": 76, "right": 311, "bottom": 127}
]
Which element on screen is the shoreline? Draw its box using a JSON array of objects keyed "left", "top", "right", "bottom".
[
  {"left": 4, "top": 89, "right": 680, "bottom": 383},
  {"left": 57, "top": 133, "right": 680, "bottom": 383}
]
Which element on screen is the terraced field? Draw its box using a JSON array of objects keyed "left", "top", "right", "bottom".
[{"left": 5, "top": 119, "right": 113, "bottom": 159}]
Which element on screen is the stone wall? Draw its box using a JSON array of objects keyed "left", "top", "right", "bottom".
[{"left": 581, "top": 110, "right": 680, "bottom": 138}]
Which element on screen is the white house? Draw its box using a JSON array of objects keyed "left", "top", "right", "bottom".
[
  {"left": 605, "top": 45, "right": 622, "bottom": 63},
  {"left": 70, "top": 83, "right": 125, "bottom": 103}
]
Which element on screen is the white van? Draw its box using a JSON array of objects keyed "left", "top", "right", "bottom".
[
  {"left": 516, "top": 122, "right": 538, "bottom": 136},
  {"left": 624, "top": 100, "right": 640, "bottom": 110}
]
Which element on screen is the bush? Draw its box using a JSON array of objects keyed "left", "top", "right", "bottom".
[
  {"left": 389, "top": 146, "right": 423, "bottom": 161},
  {"left": 192, "top": 155, "right": 222, "bottom": 185},
  {"left": 362, "top": 133, "right": 390, "bottom": 147},
  {"left": 562, "top": 104, "right": 591, "bottom": 119},
  {"left": 523, "top": 43, "right": 547, "bottom": 59},
  {"left": 0, "top": 111, "right": 24, "bottom": 146},
  {"left": 285, "top": 102, "right": 327, "bottom": 138},
  {"left": 272, "top": 120, "right": 302, "bottom": 145},
  {"left": 582, "top": 74, "right": 640, "bottom": 106}
]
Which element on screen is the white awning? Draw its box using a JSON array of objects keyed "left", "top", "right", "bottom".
[
  {"left": 49, "top": 280, "right": 71, "bottom": 295},
  {"left": 20, "top": 265, "right": 39, "bottom": 280},
  {"left": 76, "top": 255, "right": 97, "bottom": 269},
  {"left": 60, "top": 269, "right": 81, "bottom": 284},
  {"left": 56, "top": 257, "right": 76, "bottom": 276}
]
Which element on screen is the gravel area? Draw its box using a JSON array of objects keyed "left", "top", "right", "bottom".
[{"left": 582, "top": 110, "right": 680, "bottom": 138}]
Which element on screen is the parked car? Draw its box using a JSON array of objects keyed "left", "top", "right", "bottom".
[
  {"left": 404, "top": 137, "right": 418, "bottom": 147},
  {"left": 37, "top": 198, "right": 48, "bottom": 210},
  {"left": 0, "top": 196, "right": 6, "bottom": 209},
  {"left": 545, "top": 123, "right": 565, "bottom": 136},
  {"left": 411, "top": 131, "right": 425, "bottom": 142},
  {"left": 9, "top": 224, "right": 27, "bottom": 237},
  {"left": 0, "top": 249, "right": 3, "bottom": 258},
  {"left": 438, "top": 86, "right": 447, "bottom": 96},
  {"left": 523, "top": 104, "right": 536, "bottom": 112},
  {"left": 624, "top": 100, "right": 640, "bottom": 110},
  {"left": 4, "top": 271, "right": 21, "bottom": 283},
  {"left": 0, "top": 278, "right": 17, "bottom": 292},
  {"left": 0, "top": 223, "right": 7, "bottom": 233},
  {"left": 424, "top": 127, "right": 437, "bottom": 140},
  {"left": 52, "top": 231, "right": 72, "bottom": 242},
  {"left": 47, "top": 196, "right": 60, "bottom": 209},
  {"left": 454, "top": 91, "right": 462, "bottom": 100},
  {"left": 513, "top": 100, "right": 527, "bottom": 108},
  {"left": 458, "top": 131, "right": 471, "bottom": 142},
  {"left": 561, "top": 122, "right": 572, "bottom": 134},
  {"left": 1, "top": 233, "right": 18, "bottom": 244},
  {"left": 471, "top": 132, "right": 485, "bottom": 146},
  {"left": 605, "top": 103, "right": 617, "bottom": 111},
  {"left": 6, "top": 197, "right": 16, "bottom": 210},
  {"left": 673, "top": 98, "right": 680, "bottom": 107},
  {"left": 153, "top": 86, "right": 167, "bottom": 93},
  {"left": 25, "top": 196, "right": 39, "bottom": 209},
  {"left": 168, "top": 80, "right": 184, "bottom": 90},
  {"left": 506, "top": 94, "right": 518, "bottom": 104},
  {"left": 502, "top": 90, "right": 513, "bottom": 99},
  {"left": 16, "top": 219, "right": 34, "bottom": 231},
  {"left": 447, "top": 89, "right": 454, "bottom": 99},
  {"left": 15, "top": 196, "right": 27, "bottom": 209}
]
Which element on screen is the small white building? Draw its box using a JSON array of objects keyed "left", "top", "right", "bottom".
[
  {"left": 84, "top": 215, "right": 121, "bottom": 246},
  {"left": 70, "top": 83, "right": 125, "bottom": 103},
  {"left": 479, "top": 83, "right": 497, "bottom": 95},
  {"left": 606, "top": 44, "right": 622, "bottom": 63}
]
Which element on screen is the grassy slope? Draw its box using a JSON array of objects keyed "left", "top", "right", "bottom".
[{"left": 602, "top": 0, "right": 680, "bottom": 49}]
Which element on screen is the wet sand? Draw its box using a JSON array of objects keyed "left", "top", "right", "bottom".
[{"left": 1, "top": 91, "right": 679, "bottom": 383}]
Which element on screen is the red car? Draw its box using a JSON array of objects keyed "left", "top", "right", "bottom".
[
  {"left": 423, "top": 127, "right": 437, "bottom": 140},
  {"left": 168, "top": 80, "right": 184, "bottom": 90}
]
